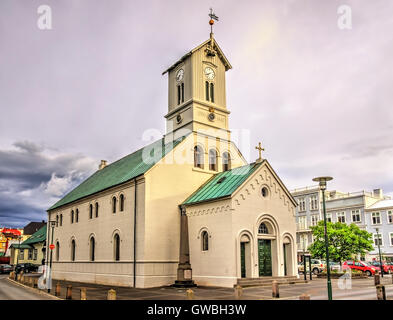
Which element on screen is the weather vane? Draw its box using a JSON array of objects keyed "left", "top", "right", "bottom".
[{"left": 208, "top": 8, "right": 219, "bottom": 34}]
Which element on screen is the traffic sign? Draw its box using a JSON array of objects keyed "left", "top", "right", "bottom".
[{"left": 49, "top": 244, "right": 55, "bottom": 250}]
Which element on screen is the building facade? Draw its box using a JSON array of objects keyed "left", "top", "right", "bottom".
[
  {"left": 47, "top": 31, "right": 298, "bottom": 288},
  {"left": 291, "top": 187, "right": 392, "bottom": 262}
]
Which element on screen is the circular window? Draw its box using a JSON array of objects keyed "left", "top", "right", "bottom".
[
  {"left": 261, "top": 187, "right": 269, "bottom": 198},
  {"left": 208, "top": 112, "right": 215, "bottom": 121},
  {"left": 176, "top": 114, "right": 183, "bottom": 124}
]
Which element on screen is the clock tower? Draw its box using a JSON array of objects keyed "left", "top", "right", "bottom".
[{"left": 163, "top": 33, "right": 232, "bottom": 140}]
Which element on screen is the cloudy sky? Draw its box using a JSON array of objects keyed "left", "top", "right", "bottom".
[{"left": 1, "top": 0, "right": 392, "bottom": 227}]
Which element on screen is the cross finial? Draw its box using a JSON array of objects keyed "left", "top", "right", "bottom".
[{"left": 255, "top": 142, "right": 265, "bottom": 162}]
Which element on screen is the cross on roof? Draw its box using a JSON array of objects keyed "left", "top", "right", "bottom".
[{"left": 255, "top": 142, "right": 265, "bottom": 162}]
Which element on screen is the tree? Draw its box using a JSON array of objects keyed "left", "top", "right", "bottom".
[{"left": 308, "top": 221, "right": 374, "bottom": 266}]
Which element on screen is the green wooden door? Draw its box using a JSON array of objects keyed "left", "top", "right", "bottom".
[
  {"left": 258, "top": 239, "right": 272, "bottom": 276},
  {"left": 240, "top": 242, "right": 246, "bottom": 278},
  {"left": 283, "top": 244, "right": 288, "bottom": 276}
]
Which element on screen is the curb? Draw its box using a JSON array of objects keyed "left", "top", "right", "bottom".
[{"left": 6, "top": 278, "right": 63, "bottom": 300}]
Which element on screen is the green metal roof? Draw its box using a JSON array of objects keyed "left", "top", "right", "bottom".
[
  {"left": 49, "top": 135, "right": 188, "bottom": 210},
  {"left": 22, "top": 225, "right": 47, "bottom": 245},
  {"left": 183, "top": 162, "right": 262, "bottom": 206},
  {"left": 9, "top": 244, "right": 32, "bottom": 249}
]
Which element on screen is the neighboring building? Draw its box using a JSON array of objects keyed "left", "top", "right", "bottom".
[
  {"left": 0, "top": 228, "right": 23, "bottom": 255},
  {"left": 291, "top": 186, "right": 392, "bottom": 262},
  {"left": 9, "top": 224, "right": 47, "bottom": 266},
  {"left": 46, "top": 28, "right": 298, "bottom": 288},
  {"left": 23, "top": 221, "right": 46, "bottom": 236}
]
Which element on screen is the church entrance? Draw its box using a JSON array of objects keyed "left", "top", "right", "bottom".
[
  {"left": 258, "top": 239, "right": 272, "bottom": 276},
  {"left": 283, "top": 243, "right": 288, "bottom": 276},
  {"left": 240, "top": 242, "right": 246, "bottom": 278}
]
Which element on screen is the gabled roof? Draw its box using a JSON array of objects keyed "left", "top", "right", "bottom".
[
  {"left": 183, "top": 162, "right": 262, "bottom": 206},
  {"left": 366, "top": 199, "right": 393, "bottom": 210},
  {"left": 49, "top": 134, "right": 189, "bottom": 211},
  {"left": 22, "top": 225, "right": 47, "bottom": 245},
  {"left": 162, "top": 36, "right": 232, "bottom": 75}
]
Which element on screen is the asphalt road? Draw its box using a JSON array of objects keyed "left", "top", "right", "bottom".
[{"left": 0, "top": 274, "right": 55, "bottom": 300}]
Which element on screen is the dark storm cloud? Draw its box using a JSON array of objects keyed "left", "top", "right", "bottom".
[{"left": 0, "top": 141, "right": 96, "bottom": 228}]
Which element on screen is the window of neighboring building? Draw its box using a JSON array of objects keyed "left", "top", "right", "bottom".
[
  {"left": 19, "top": 250, "right": 24, "bottom": 260},
  {"left": 33, "top": 249, "right": 37, "bottom": 260},
  {"left": 90, "top": 237, "right": 95, "bottom": 262},
  {"left": 326, "top": 213, "right": 332, "bottom": 223},
  {"left": 298, "top": 198, "right": 306, "bottom": 212},
  {"left": 89, "top": 204, "right": 93, "bottom": 219},
  {"left": 112, "top": 197, "right": 117, "bottom": 214},
  {"left": 298, "top": 216, "right": 307, "bottom": 230},
  {"left": 60, "top": 214, "right": 63, "bottom": 226},
  {"left": 373, "top": 233, "right": 383, "bottom": 246},
  {"left": 76, "top": 209, "right": 79, "bottom": 223},
  {"left": 258, "top": 223, "right": 269, "bottom": 234},
  {"left": 390, "top": 233, "right": 393, "bottom": 246},
  {"left": 388, "top": 211, "right": 393, "bottom": 224},
  {"left": 222, "top": 152, "right": 231, "bottom": 172},
  {"left": 28, "top": 249, "right": 33, "bottom": 260},
  {"left": 209, "top": 149, "right": 217, "bottom": 171},
  {"left": 337, "top": 212, "right": 346, "bottom": 223},
  {"left": 201, "top": 231, "right": 209, "bottom": 251},
  {"left": 56, "top": 241, "right": 60, "bottom": 261},
  {"left": 95, "top": 203, "right": 99, "bottom": 218},
  {"left": 310, "top": 195, "right": 318, "bottom": 210},
  {"left": 114, "top": 234, "right": 120, "bottom": 261},
  {"left": 120, "top": 195, "right": 125, "bottom": 212},
  {"left": 56, "top": 215, "right": 59, "bottom": 227},
  {"left": 71, "top": 210, "right": 74, "bottom": 224},
  {"left": 372, "top": 212, "right": 381, "bottom": 225},
  {"left": 194, "top": 146, "right": 204, "bottom": 169},
  {"left": 71, "top": 239, "right": 76, "bottom": 261},
  {"left": 311, "top": 215, "right": 319, "bottom": 226},
  {"left": 352, "top": 209, "right": 361, "bottom": 223}
]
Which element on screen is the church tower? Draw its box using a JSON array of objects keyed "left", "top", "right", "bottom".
[{"left": 163, "top": 31, "right": 232, "bottom": 141}]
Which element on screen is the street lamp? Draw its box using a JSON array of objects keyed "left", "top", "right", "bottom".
[
  {"left": 313, "top": 176, "right": 333, "bottom": 300},
  {"left": 47, "top": 220, "right": 56, "bottom": 293},
  {"left": 375, "top": 227, "right": 384, "bottom": 278},
  {"left": 16, "top": 235, "right": 21, "bottom": 271}
]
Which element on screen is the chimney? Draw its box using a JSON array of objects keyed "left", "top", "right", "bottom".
[
  {"left": 373, "top": 188, "right": 383, "bottom": 199},
  {"left": 99, "top": 160, "right": 108, "bottom": 170}
]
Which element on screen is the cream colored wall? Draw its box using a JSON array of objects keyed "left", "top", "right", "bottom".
[
  {"left": 141, "top": 133, "right": 247, "bottom": 287},
  {"left": 48, "top": 178, "right": 145, "bottom": 287},
  {"left": 186, "top": 162, "right": 298, "bottom": 287}
]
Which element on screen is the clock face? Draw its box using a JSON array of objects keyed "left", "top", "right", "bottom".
[
  {"left": 176, "top": 69, "right": 184, "bottom": 82},
  {"left": 205, "top": 67, "right": 215, "bottom": 80}
]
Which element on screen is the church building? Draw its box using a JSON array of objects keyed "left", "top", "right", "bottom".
[{"left": 46, "top": 22, "right": 298, "bottom": 288}]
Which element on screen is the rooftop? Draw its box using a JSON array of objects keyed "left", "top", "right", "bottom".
[{"left": 367, "top": 199, "right": 393, "bottom": 210}]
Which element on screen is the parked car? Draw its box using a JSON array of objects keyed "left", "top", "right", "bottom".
[
  {"left": 369, "top": 261, "right": 391, "bottom": 274},
  {"left": 343, "top": 260, "right": 380, "bottom": 276},
  {"left": 0, "top": 264, "right": 13, "bottom": 274},
  {"left": 298, "top": 259, "right": 326, "bottom": 274},
  {"left": 323, "top": 261, "right": 341, "bottom": 272},
  {"left": 14, "top": 263, "right": 38, "bottom": 274}
]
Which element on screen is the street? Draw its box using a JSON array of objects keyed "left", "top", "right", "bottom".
[{"left": 0, "top": 274, "right": 55, "bottom": 300}]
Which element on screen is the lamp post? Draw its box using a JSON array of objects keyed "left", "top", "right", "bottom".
[
  {"left": 375, "top": 227, "right": 384, "bottom": 278},
  {"left": 16, "top": 235, "right": 21, "bottom": 271},
  {"left": 313, "top": 176, "right": 333, "bottom": 300}
]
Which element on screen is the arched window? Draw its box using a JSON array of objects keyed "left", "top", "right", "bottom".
[
  {"left": 75, "top": 209, "right": 79, "bottom": 223},
  {"left": 90, "top": 237, "right": 95, "bottom": 262},
  {"left": 56, "top": 215, "right": 59, "bottom": 227},
  {"left": 89, "top": 204, "right": 93, "bottom": 219},
  {"left": 258, "top": 223, "right": 269, "bottom": 234},
  {"left": 56, "top": 241, "right": 60, "bottom": 261},
  {"left": 95, "top": 203, "right": 99, "bottom": 218},
  {"left": 71, "top": 239, "right": 76, "bottom": 261},
  {"left": 177, "top": 85, "right": 181, "bottom": 105},
  {"left": 114, "top": 234, "right": 120, "bottom": 261},
  {"left": 222, "top": 152, "right": 231, "bottom": 172},
  {"left": 201, "top": 231, "right": 209, "bottom": 251},
  {"left": 209, "top": 149, "right": 217, "bottom": 171},
  {"left": 210, "top": 83, "right": 214, "bottom": 103},
  {"left": 205, "top": 81, "right": 209, "bottom": 101},
  {"left": 194, "top": 146, "right": 204, "bottom": 169},
  {"left": 181, "top": 83, "right": 184, "bottom": 103},
  {"left": 71, "top": 210, "right": 74, "bottom": 224},
  {"left": 60, "top": 214, "right": 63, "bottom": 226},
  {"left": 112, "top": 197, "right": 117, "bottom": 214},
  {"left": 120, "top": 195, "right": 124, "bottom": 212}
]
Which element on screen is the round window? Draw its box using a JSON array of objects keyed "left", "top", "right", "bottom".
[{"left": 261, "top": 187, "right": 269, "bottom": 198}]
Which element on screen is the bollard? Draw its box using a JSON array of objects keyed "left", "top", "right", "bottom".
[
  {"left": 107, "top": 289, "right": 117, "bottom": 300},
  {"left": 186, "top": 289, "right": 194, "bottom": 300},
  {"left": 299, "top": 293, "right": 310, "bottom": 300},
  {"left": 80, "top": 287, "right": 87, "bottom": 300},
  {"left": 66, "top": 285, "right": 73, "bottom": 300},
  {"left": 33, "top": 278, "right": 38, "bottom": 288},
  {"left": 376, "top": 285, "right": 386, "bottom": 300},
  {"left": 55, "top": 282, "right": 61, "bottom": 296},
  {"left": 272, "top": 280, "right": 280, "bottom": 298},
  {"left": 234, "top": 285, "right": 243, "bottom": 300},
  {"left": 374, "top": 271, "right": 381, "bottom": 286},
  {"left": 9, "top": 271, "right": 14, "bottom": 280},
  {"left": 29, "top": 277, "right": 34, "bottom": 287}
]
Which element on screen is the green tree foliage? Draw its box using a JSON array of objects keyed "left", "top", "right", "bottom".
[{"left": 309, "top": 221, "right": 374, "bottom": 265}]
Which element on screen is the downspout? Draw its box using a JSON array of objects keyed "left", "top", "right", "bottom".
[{"left": 133, "top": 178, "right": 137, "bottom": 288}]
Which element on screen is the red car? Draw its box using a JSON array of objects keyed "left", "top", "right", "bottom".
[
  {"left": 369, "top": 261, "right": 391, "bottom": 274},
  {"left": 343, "top": 260, "right": 380, "bottom": 276}
]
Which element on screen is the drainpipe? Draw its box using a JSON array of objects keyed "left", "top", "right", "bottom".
[{"left": 133, "top": 178, "right": 137, "bottom": 288}]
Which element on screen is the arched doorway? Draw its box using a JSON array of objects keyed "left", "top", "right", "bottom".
[
  {"left": 239, "top": 234, "right": 252, "bottom": 278},
  {"left": 256, "top": 217, "right": 279, "bottom": 277},
  {"left": 283, "top": 234, "right": 295, "bottom": 276}
]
